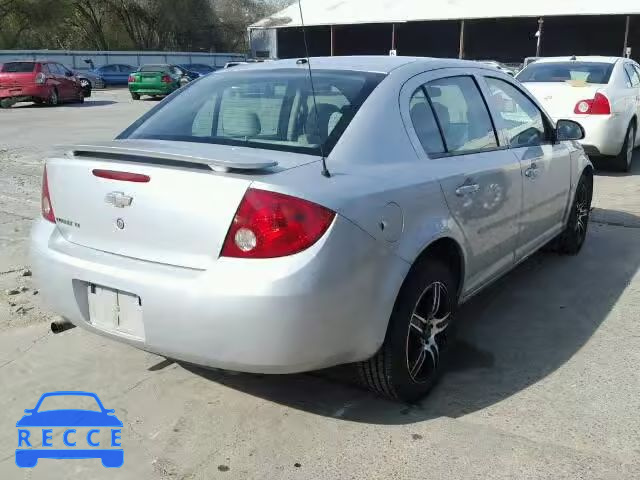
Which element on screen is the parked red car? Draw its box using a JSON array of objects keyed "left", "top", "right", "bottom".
[{"left": 0, "top": 61, "right": 84, "bottom": 108}]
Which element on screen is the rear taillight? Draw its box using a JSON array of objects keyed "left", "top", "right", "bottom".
[
  {"left": 161, "top": 75, "right": 172, "bottom": 84},
  {"left": 35, "top": 72, "right": 46, "bottom": 85},
  {"left": 41, "top": 165, "right": 55, "bottom": 223},
  {"left": 221, "top": 188, "right": 335, "bottom": 259},
  {"left": 574, "top": 92, "right": 611, "bottom": 115},
  {"left": 128, "top": 75, "right": 135, "bottom": 83}
]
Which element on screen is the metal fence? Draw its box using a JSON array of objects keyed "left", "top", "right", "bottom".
[{"left": 0, "top": 50, "right": 246, "bottom": 71}]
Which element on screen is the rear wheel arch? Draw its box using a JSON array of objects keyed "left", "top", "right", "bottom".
[{"left": 409, "top": 237, "right": 465, "bottom": 301}]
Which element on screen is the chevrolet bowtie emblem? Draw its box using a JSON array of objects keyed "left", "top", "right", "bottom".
[{"left": 105, "top": 192, "right": 133, "bottom": 208}]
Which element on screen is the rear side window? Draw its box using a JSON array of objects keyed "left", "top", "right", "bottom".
[
  {"left": 424, "top": 76, "right": 498, "bottom": 154},
  {"left": 409, "top": 88, "right": 445, "bottom": 154},
  {"left": 47, "top": 64, "right": 61, "bottom": 75},
  {"left": 624, "top": 64, "right": 640, "bottom": 87},
  {"left": 100, "top": 65, "right": 118, "bottom": 73},
  {"left": 1, "top": 62, "right": 36, "bottom": 73},
  {"left": 122, "top": 69, "right": 384, "bottom": 156},
  {"left": 517, "top": 62, "right": 614, "bottom": 84},
  {"left": 485, "top": 77, "right": 548, "bottom": 147}
]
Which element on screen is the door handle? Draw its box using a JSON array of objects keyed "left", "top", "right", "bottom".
[{"left": 455, "top": 183, "right": 480, "bottom": 196}]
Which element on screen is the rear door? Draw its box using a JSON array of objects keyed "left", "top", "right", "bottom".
[
  {"left": 46, "top": 63, "right": 66, "bottom": 98},
  {"left": 99, "top": 65, "right": 119, "bottom": 85},
  {"left": 118, "top": 65, "right": 135, "bottom": 84},
  {"left": 57, "top": 63, "right": 77, "bottom": 100},
  {"left": 480, "top": 75, "right": 571, "bottom": 259},
  {"left": 406, "top": 69, "right": 524, "bottom": 293}
]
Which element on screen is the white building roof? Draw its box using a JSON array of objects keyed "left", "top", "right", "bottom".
[{"left": 251, "top": 0, "right": 640, "bottom": 29}]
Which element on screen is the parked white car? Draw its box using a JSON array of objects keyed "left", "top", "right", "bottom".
[{"left": 517, "top": 56, "right": 640, "bottom": 171}]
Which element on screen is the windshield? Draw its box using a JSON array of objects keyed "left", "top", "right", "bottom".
[
  {"left": 517, "top": 62, "right": 614, "bottom": 84},
  {"left": 120, "top": 68, "right": 385, "bottom": 156},
  {"left": 1, "top": 62, "right": 36, "bottom": 73}
]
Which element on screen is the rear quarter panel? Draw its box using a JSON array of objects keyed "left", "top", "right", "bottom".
[{"left": 251, "top": 63, "right": 468, "bottom": 290}]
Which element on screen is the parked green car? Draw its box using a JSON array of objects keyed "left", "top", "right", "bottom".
[{"left": 128, "top": 64, "right": 196, "bottom": 100}]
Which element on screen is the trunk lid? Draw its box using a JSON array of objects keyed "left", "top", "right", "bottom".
[
  {"left": 45, "top": 140, "right": 312, "bottom": 269},
  {"left": 136, "top": 71, "right": 166, "bottom": 84},
  {"left": 521, "top": 82, "right": 603, "bottom": 118}
]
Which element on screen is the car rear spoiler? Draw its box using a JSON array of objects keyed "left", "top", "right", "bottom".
[{"left": 55, "top": 141, "right": 279, "bottom": 172}]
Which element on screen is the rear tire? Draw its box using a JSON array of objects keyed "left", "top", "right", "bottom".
[
  {"left": 554, "top": 172, "right": 593, "bottom": 255},
  {"left": 131, "top": 92, "right": 140, "bottom": 100},
  {"left": 0, "top": 98, "right": 12, "bottom": 108},
  {"left": 614, "top": 123, "right": 635, "bottom": 172},
  {"left": 356, "top": 259, "right": 458, "bottom": 402}
]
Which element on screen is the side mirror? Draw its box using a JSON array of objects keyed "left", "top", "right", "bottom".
[
  {"left": 24, "top": 409, "right": 34, "bottom": 414},
  {"left": 65, "top": 71, "right": 73, "bottom": 77},
  {"left": 556, "top": 119, "right": 585, "bottom": 141}
]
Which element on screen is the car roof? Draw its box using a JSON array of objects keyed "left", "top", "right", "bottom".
[
  {"left": 533, "top": 56, "right": 622, "bottom": 65},
  {"left": 224, "top": 55, "right": 496, "bottom": 74}
]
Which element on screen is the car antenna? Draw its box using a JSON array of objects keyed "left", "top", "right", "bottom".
[{"left": 297, "top": 0, "right": 331, "bottom": 178}]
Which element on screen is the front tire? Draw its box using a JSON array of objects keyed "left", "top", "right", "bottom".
[
  {"left": 555, "top": 172, "right": 593, "bottom": 255},
  {"left": 357, "top": 259, "right": 458, "bottom": 402},
  {"left": 47, "top": 89, "right": 59, "bottom": 106}
]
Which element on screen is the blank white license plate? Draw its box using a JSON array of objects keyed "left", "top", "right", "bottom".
[{"left": 87, "top": 285, "right": 145, "bottom": 340}]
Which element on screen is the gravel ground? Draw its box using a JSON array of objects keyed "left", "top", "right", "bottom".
[{"left": 0, "top": 89, "right": 639, "bottom": 479}]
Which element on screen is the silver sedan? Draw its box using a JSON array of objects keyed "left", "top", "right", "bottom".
[{"left": 31, "top": 57, "right": 593, "bottom": 401}]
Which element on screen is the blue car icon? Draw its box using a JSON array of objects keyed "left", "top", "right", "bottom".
[{"left": 16, "top": 391, "right": 123, "bottom": 468}]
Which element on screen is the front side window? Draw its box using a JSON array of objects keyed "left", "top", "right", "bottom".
[
  {"left": 121, "top": 69, "right": 384, "bottom": 156},
  {"left": 624, "top": 64, "right": 640, "bottom": 87},
  {"left": 424, "top": 76, "right": 498, "bottom": 154},
  {"left": 485, "top": 77, "right": 548, "bottom": 148},
  {"left": 409, "top": 87, "right": 445, "bottom": 154}
]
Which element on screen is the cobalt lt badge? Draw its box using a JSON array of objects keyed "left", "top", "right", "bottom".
[{"left": 116, "top": 218, "right": 125, "bottom": 230}]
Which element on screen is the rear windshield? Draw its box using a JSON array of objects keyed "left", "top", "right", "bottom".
[
  {"left": 120, "top": 69, "right": 385, "bottom": 156},
  {"left": 1, "top": 62, "right": 36, "bottom": 73},
  {"left": 517, "top": 62, "right": 614, "bottom": 84},
  {"left": 138, "top": 65, "right": 169, "bottom": 72}
]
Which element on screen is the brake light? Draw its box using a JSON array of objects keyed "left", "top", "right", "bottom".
[
  {"left": 93, "top": 169, "right": 150, "bottom": 183},
  {"left": 574, "top": 92, "right": 611, "bottom": 115},
  {"left": 41, "top": 165, "right": 55, "bottom": 223},
  {"left": 35, "top": 72, "right": 46, "bottom": 85},
  {"left": 128, "top": 75, "right": 135, "bottom": 83},
  {"left": 221, "top": 188, "right": 335, "bottom": 258},
  {"left": 161, "top": 75, "right": 172, "bottom": 84}
]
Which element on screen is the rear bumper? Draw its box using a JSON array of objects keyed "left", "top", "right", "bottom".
[
  {"left": 30, "top": 217, "right": 408, "bottom": 374},
  {"left": 0, "top": 84, "right": 50, "bottom": 100},
  {"left": 128, "top": 84, "right": 174, "bottom": 95},
  {"left": 558, "top": 114, "right": 629, "bottom": 157}
]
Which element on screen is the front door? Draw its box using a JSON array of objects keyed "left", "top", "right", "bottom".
[
  {"left": 480, "top": 75, "right": 571, "bottom": 260},
  {"left": 404, "top": 70, "right": 524, "bottom": 294}
]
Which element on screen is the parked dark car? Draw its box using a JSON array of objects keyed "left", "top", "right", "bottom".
[
  {"left": 92, "top": 64, "right": 135, "bottom": 86},
  {"left": 178, "top": 63, "right": 216, "bottom": 76},
  {"left": 72, "top": 69, "right": 104, "bottom": 97},
  {"left": 0, "top": 61, "right": 84, "bottom": 108}
]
